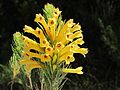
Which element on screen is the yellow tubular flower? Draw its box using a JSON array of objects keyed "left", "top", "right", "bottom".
[
  {"left": 48, "top": 18, "right": 56, "bottom": 42},
  {"left": 59, "top": 52, "right": 75, "bottom": 64},
  {"left": 23, "top": 25, "right": 34, "bottom": 32},
  {"left": 75, "top": 48, "right": 88, "bottom": 57},
  {"left": 22, "top": 36, "right": 44, "bottom": 53},
  {"left": 59, "top": 45, "right": 76, "bottom": 56},
  {"left": 41, "top": 54, "right": 51, "bottom": 62},
  {"left": 23, "top": 52, "right": 51, "bottom": 63},
  {"left": 55, "top": 42, "right": 65, "bottom": 53},
  {"left": 71, "top": 38, "right": 84, "bottom": 45},
  {"left": 60, "top": 32, "right": 73, "bottom": 44},
  {"left": 40, "top": 39, "right": 50, "bottom": 47},
  {"left": 23, "top": 52, "right": 42, "bottom": 59},
  {"left": 25, "top": 64, "right": 42, "bottom": 73},
  {"left": 56, "top": 19, "right": 75, "bottom": 42},
  {"left": 20, "top": 59, "right": 43, "bottom": 67},
  {"left": 35, "top": 27, "right": 50, "bottom": 47},
  {"left": 68, "top": 45, "right": 88, "bottom": 57},
  {"left": 70, "top": 23, "right": 81, "bottom": 33},
  {"left": 45, "top": 46, "right": 53, "bottom": 56},
  {"left": 24, "top": 27, "right": 50, "bottom": 47},
  {"left": 71, "top": 31, "right": 83, "bottom": 40},
  {"left": 20, "top": 59, "right": 44, "bottom": 73},
  {"left": 23, "top": 25, "right": 45, "bottom": 40},
  {"left": 23, "top": 25, "right": 38, "bottom": 37},
  {"left": 63, "top": 67, "right": 83, "bottom": 74},
  {"left": 53, "top": 8, "right": 61, "bottom": 19},
  {"left": 34, "top": 14, "right": 51, "bottom": 36}
]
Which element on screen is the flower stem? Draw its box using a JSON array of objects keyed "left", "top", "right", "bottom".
[{"left": 28, "top": 74, "right": 33, "bottom": 90}]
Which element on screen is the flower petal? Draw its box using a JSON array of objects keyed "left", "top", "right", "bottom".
[{"left": 63, "top": 67, "right": 83, "bottom": 74}]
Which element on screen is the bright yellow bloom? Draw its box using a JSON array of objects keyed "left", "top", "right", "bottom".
[
  {"left": 73, "top": 47, "right": 88, "bottom": 57},
  {"left": 55, "top": 42, "right": 65, "bottom": 53},
  {"left": 48, "top": 18, "right": 56, "bottom": 41},
  {"left": 48, "top": 18, "right": 56, "bottom": 26},
  {"left": 56, "top": 19, "right": 75, "bottom": 42},
  {"left": 23, "top": 51, "right": 41, "bottom": 59},
  {"left": 23, "top": 26, "right": 50, "bottom": 47},
  {"left": 45, "top": 46, "right": 53, "bottom": 56},
  {"left": 53, "top": 8, "right": 61, "bottom": 19},
  {"left": 34, "top": 14, "right": 51, "bottom": 36},
  {"left": 70, "top": 23, "right": 81, "bottom": 33},
  {"left": 22, "top": 36, "right": 44, "bottom": 53},
  {"left": 60, "top": 32, "right": 73, "bottom": 44},
  {"left": 40, "top": 54, "right": 51, "bottom": 62},
  {"left": 71, "top": 31, "right": 83, "bottom": 40},
  {"left": 19, "top": 3, "right": 88, "bottom": 75},
  {"left": 40, "top": 38, "right": 50, "bottom": 47},
  {"left": 59, "top": 45, "right": 75, "bottom": 56},
  {"left": 63, "top": 67, "right": 83, "bottom": 74},
  {"left": 20, "top": 59, "right": 43, "bottom": 73},
  {"left": 71, "top": 38, "right": 84, "bottom": 45},
  {"left": 59, "top": 52, "right": 75, "bottom": 64},
  {"left": 23, "top": 25, "right": 42, "bottom": 39}
]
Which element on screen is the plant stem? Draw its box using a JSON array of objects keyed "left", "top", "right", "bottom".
[
  {"left": 10, "top": 81, "right": 14, "bottom": 90},
  {"left": 41, "top": 78, "right": 44, "bottom": 90},
  {"left": 28, "top": 74, "right": 33, "bottom": 90}
]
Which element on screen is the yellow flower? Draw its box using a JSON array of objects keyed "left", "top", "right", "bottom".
[
  {"left": 53, "top": 8, "right": 61, "bottom": 19},
  {"left": 48, "top": 18, "right": 56, "bottom": 26},
  {"left": 55, "top": 42, "right": 65, "bottom": 53},
  {"left": 23, "top": 25, "right": 34, "bottom": 32},
  {"left": 56, "top": 19, "right": 75, "bottom": 42},
  {"left": 71, "top": 30, "right": 83, "bottom": 40},
  {"left": 23, "top": 25, "right": 41, "bottom": 39},
  {"left": 40, "top": 38, "right": 50, "bottom": 47},
  {"left": 23, "top": 51, "right": 41, "bottom": 59},
  {"left": 63, "top": 67, "right": 83, "bottom": 74},
  {"left": 70, "top": 23, "right": 81, "bottom": 33},
  {"left": 20, "top": 59, "right": 43, "bottom": 73},
  {"left": 22, "top": 36, "right": 44, "bottom": 53},
  {"left": 59, "top": 45, "right": 75, "bottom": 56},
  {"left": 48, "top": 18, "right": 56, "bottom": 41},
  {"left": 71, "top": 38, "right": 84, "bottom": 45},
  {"left": 41, "top": 54, "right": 51, "bottom": 62},
  {"left": 34, "top": 14, "right": 51, "bottom": 36},
  {"left": 18, "top": 3, "right": 88, "bottom": 76},
  {"left": 59, "top": 52, "right": 75, "bottom": 64},
  {"left": 74, "top": 47, "right": 88, "bottom": 57},
  {"left": 45, "top": 46, "right": 53, "bottom": 56},
  {"left": 60, "top": 44, "right": 88, "bottom": 57},
  {"left": 23, "top": 27, "right": 50, "bottom": 47},
  {"left": 60, "top": 32, "right": 73, "bottom": 44}
]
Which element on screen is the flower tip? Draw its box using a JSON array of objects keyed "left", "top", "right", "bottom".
[{"left": 76, "top": 67, "right": 83, "bottom": 74}]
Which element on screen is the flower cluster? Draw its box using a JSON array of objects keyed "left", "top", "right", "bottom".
[{"left": 19, "top": 3, "right": 88, "bottom": 75}]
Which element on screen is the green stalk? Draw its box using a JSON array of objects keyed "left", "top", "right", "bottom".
[{"left": 28, "top": 74, "right": 33, "bottom": 90}]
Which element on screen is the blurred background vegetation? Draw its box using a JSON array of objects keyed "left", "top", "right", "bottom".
[{"left": 0, "top": 0, "right": 120, "bottom": 89}]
